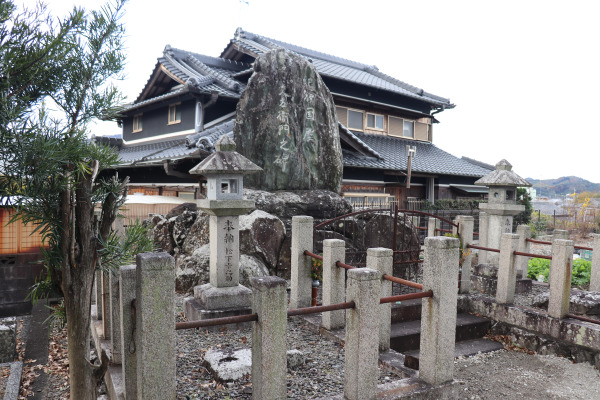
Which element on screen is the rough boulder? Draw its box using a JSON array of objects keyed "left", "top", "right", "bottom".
[{"left": 234, "top": 48, "right": 343, "bottom": 192}]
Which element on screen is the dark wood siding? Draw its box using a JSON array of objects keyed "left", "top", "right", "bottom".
[{"left": 123, "top": 100, "right": 196, "bottom": 142}]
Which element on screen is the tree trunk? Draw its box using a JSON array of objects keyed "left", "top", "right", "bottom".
[{"left": 64, "top": 266, "right": 97, "bottom": 400}]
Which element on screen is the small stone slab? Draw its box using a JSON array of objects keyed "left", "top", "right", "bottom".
[
  {"left": 204, "top": 348, "right": 251, "bottom": 381},
  {"left": 286, "top": 349, "right": 305, "bottom": 369}
]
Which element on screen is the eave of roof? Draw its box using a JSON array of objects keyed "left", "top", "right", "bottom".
[{"left": 342, "top": 132, "right": 490, "bottom": 178}]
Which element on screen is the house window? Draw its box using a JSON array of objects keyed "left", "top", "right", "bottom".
[
  {"left": 168, "top": 103, "right": 181, "bottom": 124},
  {"left": 366, "top": 113, "right": 384, "bottom": 130},
  {"left": 403, "top": 120, "right": 414, "bottom": 138},
  {"left": 347, "top": 109, "right": 364, "bottom": 130},
  {"left": 132, "top": 114, "right": 142, "bottom": 133}
]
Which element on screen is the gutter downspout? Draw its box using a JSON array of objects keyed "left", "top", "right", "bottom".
[{"left": 195, "top": 91, "right": 219, "bottom": 132}]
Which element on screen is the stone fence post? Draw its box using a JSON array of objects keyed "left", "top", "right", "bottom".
[
  {"left": 549, "top": 230, "right": 569, "bottom": 286},
  {"left": 136, "top": 252, "right": 176, "bottom": 400},
  {"left": 419, "top": 236, "right": 459, "bottom": 386},
  {"left": 548, "top": 239, "right": 574, "bottom": 319},
  {"left": 478, "top": 211, "right": 489, "bottom": 264},
  {"left": 322, "top": 239, "right": 346, "bottom": 331},
  {"left": 344, "top": 268, "right": 381, "bottom": 400},
  {"left": 95, "top": 270, "right": 103, "bottom": 321},
  {"left": 366, "top": 247, "right": 393, "bottom": 352},
  {"left": 290, "top": 216, "right": 314, "bottom": 309},
  {"left": 109, "top": 271, "right": 122, "bottom": 364},
  {"left": 120, "top": 264, "right": 137, "bottom": 400},
  {"left": 516, "top": 225, "right": 531, "bottom": 279},
  {"left": 102, "top": 270, "right": 111, "bottom": 339},
  {"left": 590, "top": 234, "right": 600, "bottom": 292},
  {"left": 251, "top": 276, "right": 287, "bottom": 399},
  {"left": 427, "top": 217, "right": 440, "bottom": 237},
  {"left": 496, "top": 233, "right": 520, "bottom": 304},
  {"left": 456, "top": 215, "right": 474, "bottom": 294}
]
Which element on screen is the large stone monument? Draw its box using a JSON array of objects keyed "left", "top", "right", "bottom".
[
  {"left": 475, "top": 159, "right": 531, "bottom": 265},
  {"left": 234, "top": 48, "right": 343, "bottom": 192},
  {"left": 183, "top": 135, "right": 262, "bottom": 326}
]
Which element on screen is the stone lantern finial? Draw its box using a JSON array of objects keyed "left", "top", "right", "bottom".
[
  {"left": 495, "top": 159, "right": 512, "bottom": 171},
  {"left": 215, "top": 135, "right": 236, "bottom": 152}
]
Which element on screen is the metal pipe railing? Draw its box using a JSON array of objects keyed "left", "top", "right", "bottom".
[
  {"left": 176, "top": 313, "right": 258, "bottom": 330},
  {"left": 513, "top": 251, "right": 552, "bottom": 260},
  {"left": 287, "top": 301, "right": 355, "bottom": 317},
  {"left": 380, "top": 290, "right": 432, "bottom": 304},
  {"left": 467, "top": 244, "right": 500, "bottom": 253},
  {"left": 382, "top": 274, "right": 423, "bottom": 290}
]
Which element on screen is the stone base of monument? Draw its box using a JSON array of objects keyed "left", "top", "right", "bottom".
[
  {"left": 183, "top": 283, "right": 253, "bottom": 331},
  {"left": 470, "top": 263, "right": 532, "bottom": 295}
]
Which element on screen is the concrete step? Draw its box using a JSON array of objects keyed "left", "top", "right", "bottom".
[
  {"left": 390, "top": 298, "right": 422, "bottom": 323},
  {"left": 389, "top": 313, "right": 492, "bottom": 353},
  {"left": 403, "top": 338, "right": 505, "bottom": 370}
]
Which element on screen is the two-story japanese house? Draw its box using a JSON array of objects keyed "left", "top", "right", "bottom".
[{"left": 109, "top": 28, "right": 490, "bottom": 207}]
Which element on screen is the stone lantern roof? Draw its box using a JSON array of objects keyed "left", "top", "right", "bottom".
[
  {"left": 474, "top": 159, "right": 531, "bottom": 188},
  {"left": 189, "top": 135, "right": 262, "bottom": 176}
]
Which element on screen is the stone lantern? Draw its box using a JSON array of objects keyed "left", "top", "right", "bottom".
[
  {"left": 183, "top": 135, "right": 262, "bottom": 325},
  {"left": 475, "top": 159, "right": 531, "bottom": 265}
]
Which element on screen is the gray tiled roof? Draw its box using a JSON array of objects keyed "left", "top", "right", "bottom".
[
  {"left": 128, "top": 46, "right": 251, "bottom": 110},
  {"left": 117, "top": 139, "right": 199, "bottom": 165},
  {"left": 117, "top": 117, "right": 236, "bottom": 165},
  {"left": 226, "top": 29, "right": 453, "bottom": 108},
  {"left": 343, "top": 132, "right": 490, "bottom": 177}
]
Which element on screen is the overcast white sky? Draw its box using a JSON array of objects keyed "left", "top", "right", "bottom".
[{"left": 30, "top": 0, "right": 600, "bottom": 183}]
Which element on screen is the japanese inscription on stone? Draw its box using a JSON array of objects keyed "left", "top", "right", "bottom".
[{"left": 224, "top": 219, "right": 235, "bottom": 282}]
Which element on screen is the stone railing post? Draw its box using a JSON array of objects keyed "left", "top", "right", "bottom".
[
  {"left": 344, "top": 268, "right": 381, "bottom": 400},
  {"left": 427, "top": 217, "right": 440, "bottom": 237},
  {"left": 290, "top": 216, "right": 314, "bottom": 309},
  {"left": 590, "top": 233, "right": 600, "bottom": 292},
  {"left": 456, "top": 215, "right": 474, "bottom": 294},
  {"left": 479, "top": 211, "right": 489, "bottom": 264},
  {"left": 516, "top": 225, "right": 531, "bottom": 279},
  {"left": 95, "top": 270, "right": 103, "bottom": 321},
  {"left": 366, "top": 247, "right": 393, "bottom": 352},
  {"left": 109, "top": 271, "right": 122, "bottom": 364},
  {"left": 102, "top": 270, "right": 111, "bottom": 339},
  {"left": 136, "top": 252, "right": 175, "bottom": 400},
  {"left": 496, "top": 233, "right": 520, "bottom": 304},
  {"left": 549, "top": 230, "right": 569, "bottom": 286},
  {"left": 419, "top": 236, "right": 459, "bottom": 386},
  {"left": 322, "top": 239, "right": 346, "bottom": 331},
  {"left": 548, "top": 239, "right": 574, "bottom": 319},
  {"left": 251, "top": 276, "right": 287, "bottom": 399},
  {"left": 119, "top": 264, "right": 137, "bottom": 400}
]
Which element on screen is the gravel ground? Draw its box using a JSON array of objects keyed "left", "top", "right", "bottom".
[
  {"left": 454, "top": 349, "right": 600, "bottom": 399},
  {"left": 174, "top": 295, "right": 398, "bottom": 399}
]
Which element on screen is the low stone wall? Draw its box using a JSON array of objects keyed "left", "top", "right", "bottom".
[{"left": 458, "top": 294, "right": 600, "bottom": 368}]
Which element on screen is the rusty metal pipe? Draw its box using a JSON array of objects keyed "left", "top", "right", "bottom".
[
  {"left": 287, "top": 301, "right": 355, "bottom": 317},
  {"left": 175, "top": 313, "right": 258, "bottom": 330},
  {"left": 526, "top": 238, "right": 551, "bottom": 245},
  {"left": 382, "top": 274, "right": 423, "bottom": 290},
  {"left": 380, "top": 290, "right": 433, "bottom": 304},
  {"left": 566, "top": 314, "right": 600, "bottom": 325},
  {"left": 467, "top": 244, "right": 500, "bottom": 253},
  {"left": 513, "top": 251, "right": 552, "bottom": 260},
  {"left": 336, "top": 261, "right": 355, "bottom": 270},
  {"left": 304, "top": 250, "right": 323, "bottom": 260}
]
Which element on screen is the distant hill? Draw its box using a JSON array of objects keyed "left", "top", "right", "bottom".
[{"left": 526, "top": 176, "right": 600, "bottom": 197}]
